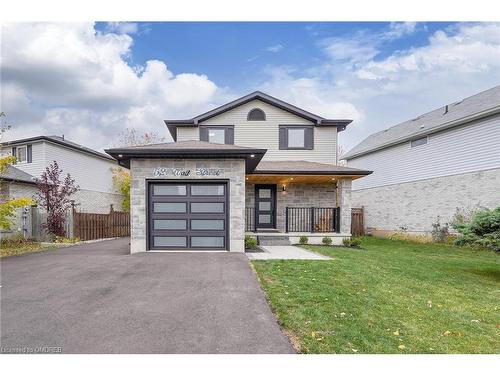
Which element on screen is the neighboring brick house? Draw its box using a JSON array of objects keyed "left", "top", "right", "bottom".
[
  {"left": 343, "top": 85, "right": 500, "bottom": 236},
  {"left": 0, "top": 135, "right": 125, "bottom": 235},
  {"left": 106, "top": 91, "right": 371, "bottom": 253}
]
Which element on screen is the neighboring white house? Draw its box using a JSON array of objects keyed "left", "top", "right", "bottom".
[
  {"left": 106, "top": 91, "right": 371, "bottom": 253},
  {"left": 343, "top": 85, "right": 500, "bottom": 236},
  {"left": 1, "top": 135, "right": 124, "bottom": 215}
]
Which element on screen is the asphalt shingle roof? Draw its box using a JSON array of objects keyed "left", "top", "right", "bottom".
[
  {"left": 343, "top": 85, "right": 500, "bottom": 160},
  {"left": 254, "top": 160, "right": 371, "bottom": 175},
  {"left": 0, "top": 165, "right": 37, "bottom": 184}
]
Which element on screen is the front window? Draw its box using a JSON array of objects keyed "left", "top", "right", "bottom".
[
  {"left": 288, "top": 128, "right": 305, "bottom": 148},
  {"left": 17, "top": 146, "right": 27, "bottom": 163},
  {"left": 208, "top": 128, "right": 226, "bottom": 144}
]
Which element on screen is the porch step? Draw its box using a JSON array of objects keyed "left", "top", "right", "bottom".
[{"left": 257, "top": 236, "right": 291, "bottom": 246}]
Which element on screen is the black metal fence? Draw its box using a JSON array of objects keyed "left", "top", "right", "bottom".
[
  {"left": 286, "top": 207, "right": 340, "bottom": 233},
  {"left": 245, "top": 207, "right": 254, "bottom": 232}
]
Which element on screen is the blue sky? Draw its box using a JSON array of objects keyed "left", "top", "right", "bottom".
[
  {"left": 95, "top": 22, "right": 455, "bottom": 89},
  {"left": 3, "top": 22, "right": 499, "bottom": 151}
]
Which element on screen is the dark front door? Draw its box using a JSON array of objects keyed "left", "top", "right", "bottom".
[{"left": 255, "top": 184, "right": 276, "bottom": 229}]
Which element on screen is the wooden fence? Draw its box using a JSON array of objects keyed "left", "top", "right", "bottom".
[
  {"left": 351, "top": 207, "right": 365, "bottom": 236},
  {"left": 73, "top": 205, "right": 130, "bottom": 241}
]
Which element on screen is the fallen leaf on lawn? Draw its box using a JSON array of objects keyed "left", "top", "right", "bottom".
[
  {"left": 398, "top": 345, "right": 406, "bottom": 350},
  {"left": 311, "top": 331, "right": 316, "bottom": 338},
  {"left": 442, "top": 330, "right": 451, "bottom": 336},
  {"left": 437, "top": 304, "right": 443, "bottom": 308},
  {"left": 285, "top": 291, "right": 289, "bottom": 295},
  {"left": 305, "top": 320, "right": 311, "bottom": 325},
  {"left": 496, "top": 324, "right": 500, "bottom": 329},
  {"left": 393, "top": 330, "right": 400, "bottom": 336},
  {"left": 316, "top": 337, "right": 323, "bottom": 341},
  {"left": 427, "top": 300, "right": 432, "bottom": 308},
  {"left": 352, "top": 348, "right": 358, "bottom": 353},
  {"left": 340, "top": 312, "right": 346, "bottom": 317},
  {"left": 471, "top": 320, "right": 480, "bottom": 323},
  {"left": 429, "top": 348, "right": 434, "bottom": 351}
]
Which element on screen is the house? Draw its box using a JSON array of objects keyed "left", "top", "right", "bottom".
[
  {"left": 106, "top": 91, "right": 371, "bottom": 253},
  {"left": 1, "top": 135, "right": 124, "bottom": 216},
  {"left": 343, "top": 85, "right": 500, "bottom": 236}
]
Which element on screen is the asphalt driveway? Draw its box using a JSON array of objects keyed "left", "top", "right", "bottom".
[{"left": 0, "top": 238, "right": 293, "bottom": 354}]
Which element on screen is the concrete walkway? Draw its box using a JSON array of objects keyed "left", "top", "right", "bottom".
[
  {"left": 1, "top": 238, "right": 294, "bottom": 354},
  {"left": 247, "top": 245, "right": 331, "bottom": 260}
]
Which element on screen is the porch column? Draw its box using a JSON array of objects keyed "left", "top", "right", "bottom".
[{"left": 338, "top": 178, "right": 352, "bottom": 235}]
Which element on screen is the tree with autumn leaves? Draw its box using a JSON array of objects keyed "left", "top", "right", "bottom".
[
  {"left": 0, "top": 113, "right": 34, "bottom": 230},
  {"left": 34, "top": 161, "right": 79, "bottom": 237}
]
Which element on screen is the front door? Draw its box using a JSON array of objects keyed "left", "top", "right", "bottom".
[{"left": 255, "top": 184, "right": 276, "bottom": 229}]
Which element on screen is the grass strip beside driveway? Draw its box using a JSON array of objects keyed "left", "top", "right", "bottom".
[{"left": 251, "top": 237, "right": 500, "bottom": 354}]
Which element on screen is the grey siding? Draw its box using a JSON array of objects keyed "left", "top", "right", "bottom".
[
  {"left": 177, "top": 99, "right": 338, "bottom": 164},
  {"left": 348, "top": 114, "right": 500, "bottom": 191}
]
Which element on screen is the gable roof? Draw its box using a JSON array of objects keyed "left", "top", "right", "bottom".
[
  {"left": 0, "top": 164, "right": 37, "bottom": 184},
  {"left": 105, "top": 140, "right": 267, "bottom": 172},
  {"left": 165, "top": 91, "right": 353, "bottom": 140},
  {"left": 1, "top": 135, "right": 116, "bottom": 161},
  {"left": 343, "top": 85, "right": 500, "bottom": 160}
]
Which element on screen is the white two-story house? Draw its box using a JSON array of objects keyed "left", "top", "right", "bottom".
[
  {"left": 106, "top": 91, "right": 371, "bottom": 253},
  {"left": 343, "top": 85, "right": 500, "bottom": 236},
  {"left": 1, "top": 135, "right": 124, "bottom": 215}
]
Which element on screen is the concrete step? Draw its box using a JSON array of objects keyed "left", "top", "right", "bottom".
[{"left": 257, "top": 236, "right": 291, "bottom": 246}]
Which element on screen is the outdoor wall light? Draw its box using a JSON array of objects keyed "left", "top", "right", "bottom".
[
  {"left": 118, "top": 154, "right": 123, "bottom": 158},
  {"left": 282, "top": 184, "right": 287, "bottom": 192},
  {"left": 250, "top": 154, "right": 255, "bottom": 158}
]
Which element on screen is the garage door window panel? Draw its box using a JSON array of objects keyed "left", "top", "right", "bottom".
[
  {"left": 153, "top": 236, "right": 187, "bottom": 247},
  {"left": 191, "top": 237, "right": 225, "bottom": 248},
  {"left": 153, "top": 202, "right": 187, "bottom": 213},
  {"left": 153, "top": 185, "right": 187, "bottom": 196},
  {"left": 153, "top": 219, "right": 187, "bottom": 230},
  {"left": 191, "top": 202, "right": 225, "bottom": 213}
]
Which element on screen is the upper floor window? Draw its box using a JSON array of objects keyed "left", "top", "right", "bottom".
[
  {"left": 247, "top": 108, "right": 266, "bottom": 121},
  {"left": 12, "top": 144, "right": 32, "bottom": 164},
  {"left": 410, "top": 136, "right": 427, "bottom": 148},
  {"left": 279, "top": 125, "right": 314, "bottom": 150},
  {"left": 200, "top": 126, "right": 234, "bottom": 145}
]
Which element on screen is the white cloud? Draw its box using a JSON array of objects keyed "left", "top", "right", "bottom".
[
  {"left": 266, "top": 44, "right": 284, "bottom": 53},
  {"left": 260, "top": 22, "right": 500, "bottom": 151},
  {"left": 1, "top": 23, "right": 219, "bottom": 150},
  {"left": 106, "top": 22, "right": 139, "bottom": 35}
]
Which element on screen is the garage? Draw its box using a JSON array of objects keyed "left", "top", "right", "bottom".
[{"left": 148, "top": 181, "right": 229, "bottom": 251}]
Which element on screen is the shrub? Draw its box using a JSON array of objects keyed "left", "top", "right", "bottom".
[
  {"left": 452, "top": 207, "right": 500, "bottom": 251},
  {"left": 299, "top": 236, "right": 309, "bottom": 245},
  {"left": 322, "top": 236, "right": 332, "bottom": 246},
  {"left": 350, "top": 237, "right": 362, "bottom": 248},
  {"left": 342, "top": 237, "right": 362, "bottom": 248},
  {"left": 0, "top": 232, "right": 36, "bottom": 248},
  {"left": 244, "top": 235, "right": 258, "bottom": 250},
  {"left": 52, "top": 236, "right": 80, "bottom": 244},
  {"left": 431, "top": 216, "right": 449, "bottom": 243}
]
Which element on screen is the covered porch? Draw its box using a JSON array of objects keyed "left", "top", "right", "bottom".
[{"left": 244, "top": 161, "right": 372, "bottom": 244}]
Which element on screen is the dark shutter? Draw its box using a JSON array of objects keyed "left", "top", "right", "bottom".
[
  {"left": 279, "top": 127, "right": 287, "bottom": 149},
  {"left": 199, "top": 127, "right": 209, "bottom": 142},
  {"left": 27, "top": 144, "right": 32, "bottom": 163},
  {"left": 11, "top": 146, "right": 17, "bottom": 164},
  {"left": 225, "top": 127, "right": 234, "bottom": 145},
  {"left": 305, "top": 127, "right": 314, "bottom": 150}
]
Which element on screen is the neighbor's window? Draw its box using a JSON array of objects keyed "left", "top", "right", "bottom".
[
  {"left": 411, "top": 136, "right": 428, "bottom": 148},
  {"left": 247, "top": 108, "right": 266, "bottom": 121},
  {"left": 279, "top": 125, "right": 313, "bottom": 150},
  {"left": 16, "top": 146, "right": 27, "bottom": 163},
  {"left": 200, "top": 126, "right": 234, "bottom": 145}
]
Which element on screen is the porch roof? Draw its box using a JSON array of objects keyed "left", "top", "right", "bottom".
[{"left": 247, "top": 160, "right": 372, "bottom": 184}]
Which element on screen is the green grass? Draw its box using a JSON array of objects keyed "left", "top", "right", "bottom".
[{"left": 252, "top": 237, "right": 500, "bottom": 354}]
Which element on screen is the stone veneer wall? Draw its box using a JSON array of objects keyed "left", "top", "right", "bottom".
[
  {"left": 130, "top": 158, "right": 246, "bottom": 253},
  {"left": 245, "top": 179, "right": 352, "bottom": 234},
  {"left": 351, "top": 168, "right": 500, "bottom": 234}
]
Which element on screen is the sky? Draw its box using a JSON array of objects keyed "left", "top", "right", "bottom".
[{"left": 1, "top": 22, "right": 500, "bottom": 153}]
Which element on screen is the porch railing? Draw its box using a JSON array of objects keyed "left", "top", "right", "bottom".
[
  {"left": 245, "top": 207, "right": 255, "bottom": 232},
  {"left": 286, "top": 207, "right": 340, "bottom": 233}
]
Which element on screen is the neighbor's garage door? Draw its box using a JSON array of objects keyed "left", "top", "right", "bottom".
[{"left": 148, "top": 181, "right": 228, "bottom": 251}]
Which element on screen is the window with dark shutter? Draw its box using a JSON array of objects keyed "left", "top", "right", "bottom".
[
  {"left": 279, "top": 125, "right": 314, "bottom": 150},
  {"left": 247, "top": 108, "right": 266, "bottom": 121},
  {"left": 199, "top": 126, "right": 234, "bottom": 145}
]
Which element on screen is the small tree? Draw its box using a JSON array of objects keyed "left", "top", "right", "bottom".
[
  {"left": 112, "top": 167, "right": 130, "bottom": 212},
  {"left": 115, "top": 128, "right": 166, "bottom": 147},
  {"left": 34, "top": 161, "right": 79, "bottom": 238}
]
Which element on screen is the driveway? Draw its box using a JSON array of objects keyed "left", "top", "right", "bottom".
[{"left": 0, "top": 238, "right": 293, "bottom": 354}]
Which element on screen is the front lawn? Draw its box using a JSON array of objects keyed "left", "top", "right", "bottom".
[{"left": 252, "top": 237, "right": 499, "bottom": 353}]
